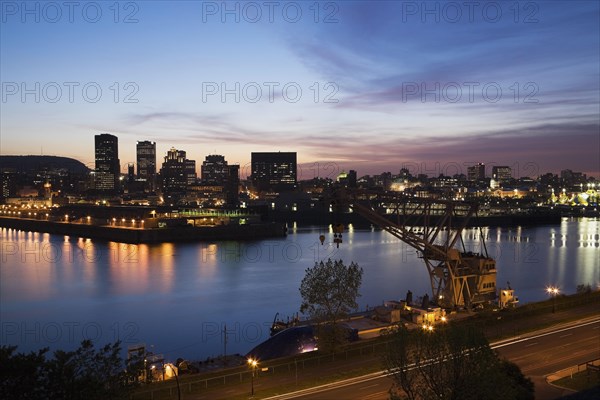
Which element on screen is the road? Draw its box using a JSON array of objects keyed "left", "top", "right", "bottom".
[{"left": 267, "top": 319, "right": 600, "bottom": 400}]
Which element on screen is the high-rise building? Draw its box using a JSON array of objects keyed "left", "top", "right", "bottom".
[
  {"left": 225, "top": 164, "right": 240, "bottom": 207},
  {"left": 492, "top": 166, "right": 512, "bottom": 182},
  {"left": 94, "top": 133, "right": 120, "bottom": 192},
  {"left": 0, "top": 172, "right": 17, "bottom": 199},
  {"left": 136, "top": 141, "right": 156, "bottom": 190},
  {"left": 348, "top": 170, "right": 357, "bottom": 188},
  {"left": 560, "top": 169, "right": 586, "bottom": 185},
  {"left": 251, "top": 152, "right": 297, "bottom": 192},
  {"left": 160, "top": 148, "right": 188, "bottom": 194},
  {"left": 201, "top": 155, "right": 228, "bottom": 184},
  {"left": 467, "top": 163, "right": 485, "bottom": 181},
  {"left": 127, "top": 163, "right": 135, "bottom": 183},
  {"left": 185, "top": 159, "right": 197, "bottom": 185}
]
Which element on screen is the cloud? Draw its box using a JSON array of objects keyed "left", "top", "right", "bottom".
[
  {"left": 296, "top": 121, "right": 600, "bottom": 177},
  {"left": 121, "top": 111, "right": 300, "bottom": 146}
]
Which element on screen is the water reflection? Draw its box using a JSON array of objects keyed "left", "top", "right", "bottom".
[{"left": 1, "top": 218, "right": 598, "bottom": 359}]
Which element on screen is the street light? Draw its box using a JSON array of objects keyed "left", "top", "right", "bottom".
[
  {"left": 164, "top": 363, "right": 181, "bottom": 400},
  {"left": 247, "top": 358, "right": 258, "bottom": 396},
  {"left": 546, "top": 286, "right": 560, "bottom": 313}
]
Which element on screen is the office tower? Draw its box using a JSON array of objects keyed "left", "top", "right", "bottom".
[
  {"left": 251, "top": 152, "right": 297, "bottom": 192},
  {"left": 94, "top": 133, "right": 120, "bottom": 192},
  {"left": 225, "top": 164, "right": 240, "bottom": 207},
  {"left": 348, "top": 170, "right": 357, "bottom": 188},
  {"left": 201, "top": 155, "right": 228, "bottom": 184},
  {"left": 492, "top": 166, "right": 512, "bottom": 182},
  {"left": 185, "top": 159, "right": 197, "bottom": 185},
  {"left": 127, "top": 163, "right": 135, "bottom": 183},
  {"left": 160, "top": 148, "right": 188, "bottom": 194},
  {"left": 467, "top": 163, "right": 485, "bottom": 181},
  {"left": 136, "top": 141, "right": 156, "bottom": 190}
]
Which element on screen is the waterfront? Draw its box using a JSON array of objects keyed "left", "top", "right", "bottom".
[{"left": 1, "top": 218, "right": 598, "bottom": 361}]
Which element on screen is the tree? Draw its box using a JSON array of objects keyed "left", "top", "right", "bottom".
[
  {"left": 0, "top": 340, "right": 143, "bottom": 400},
  {"left": 299, "top": 258, "right": 363, "bottom": 352},
  {"left": 0, "top": 345, "right": 49, "bottom": 399},
  {"left": 384, "top": 324, "right": 534, "bottom": 400},
  {"left": 576, "top": 284, "right": 592, "bottom": 294}
]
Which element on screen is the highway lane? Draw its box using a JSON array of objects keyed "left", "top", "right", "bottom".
[
  {"left": 270, "top": 320, "right": 600, "bottom": 400},
  {"left": 495, "top": 320, "right": 600, "bottom": 376}
]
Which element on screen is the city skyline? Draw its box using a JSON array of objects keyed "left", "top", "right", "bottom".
[
  {"left": 1, "top": 1, "right": 599, "bottom": 177},
  {"left": 1, "top": 133, "right": 597, "bottom": 181}
]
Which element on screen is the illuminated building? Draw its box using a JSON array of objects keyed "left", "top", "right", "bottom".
[
  {"left": 136, "top": 141, "right": 156, "bottom": 191},
  {"left": 492, "top": 166, "right": 512, "bottom": 182},
  {"left": 94, "top": 133, "right": 120, "bottom": 193},
  {"left": 160, "top": 148, "right": 190, "bottom": 196},
  {"left": 185, "top": 159, "right": 197, "bottom": 185},
  {"left": 251, "top": 152, "right": 297, "bottom": 192},
  {"left": 201, "top": 155, "right": 228, "bottom": 184},
  {"left": 467, "top": 163, "right": 485, "bottom": 181}
]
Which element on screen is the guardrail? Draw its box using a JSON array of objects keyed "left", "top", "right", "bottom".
[
  {"left": 547, "top": 358, "right": 600, "bottom": 383},
  {"left": 132, "top": 293, "right": 600, "bottom": 399},
  {"left": 131, "top": 340, "right": 389, "bottom": 399}
]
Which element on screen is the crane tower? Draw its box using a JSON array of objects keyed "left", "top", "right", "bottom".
[{"left": 330, "top": 189, "right": 497, "bottom": 309}]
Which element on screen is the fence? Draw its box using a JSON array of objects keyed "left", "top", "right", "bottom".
[
  {"left": 132, "top": 340, "right": 391, "bottom": 399},
  {"left": 132, "top": 291, "right": 600, "bottom": 399}
]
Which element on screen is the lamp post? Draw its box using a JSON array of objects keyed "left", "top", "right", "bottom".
[
  {"left": 247, "top": 358, "right": 258, "bottom": 396},
  {"left": 164, "top": 363, "right": 181, "bottom": 400},
  {"left": 546, "top": 286, "right": 559, "bottom": 313}
]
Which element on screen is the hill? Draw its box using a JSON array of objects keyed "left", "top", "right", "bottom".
[{"left": 0, "top": 155, "right": 90, "bottom": 174}]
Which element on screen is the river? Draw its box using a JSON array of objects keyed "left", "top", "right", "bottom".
[{"left": 1, "top": 218, "right": 598, "bottom": 361}]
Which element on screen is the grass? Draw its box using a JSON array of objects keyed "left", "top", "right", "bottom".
[
  {"left": 132, "top": 293, "right": 600, "bottom": 399},
  {"left": 553, "top": 370, "right": 600, "bottom": 392}
]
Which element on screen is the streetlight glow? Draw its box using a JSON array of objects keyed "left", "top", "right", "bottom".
[
  {"left": 247, "top": 358, "right": 259, "bottom": 395},
  {"left": 546, "top": 286, "right": 559, "bottom": 296},
  {"left": 546, "top": 286, "right": 560, "bottom": 313}
]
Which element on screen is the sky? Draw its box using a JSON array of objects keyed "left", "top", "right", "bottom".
[{"left": 1, "top": 0, "right": 599, "bottom": 179}]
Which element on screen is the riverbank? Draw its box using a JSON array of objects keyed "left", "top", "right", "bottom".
[
  {"left": 0, "top": 216, "right": 286, "bottom": 244},
  {"left": 266, "top": 209, "right": 564, "bottom": 227},
  {"left": 131, "top": 292, "right": 600, "bottom": 400}
]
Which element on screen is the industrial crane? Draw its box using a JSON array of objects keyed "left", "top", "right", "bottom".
[{"left": 328, "top": 188, "right": 497, "bottom": 309}]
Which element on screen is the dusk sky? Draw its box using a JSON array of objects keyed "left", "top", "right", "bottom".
[{"left": 1, "top": 0, "right": 599, "bottom": 178}]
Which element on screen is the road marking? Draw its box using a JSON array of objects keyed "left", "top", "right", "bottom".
[
  {"left": 560, "top": 333, "right": 572, "bottom": 338},
  {"left": 524, "top": 342, "right": 538, "bottom": 347},
  {"left": 264, "top": 319, "right": 600, "bottom": 400},
  {"left": 360, "top": 384, "right": 380, "bottom": 390},
  {"left": 363, "top": 392, "right": 388, "bottom": 400},
  {"left": 492, "top": 319, "right": 600, "bottom": 350}
]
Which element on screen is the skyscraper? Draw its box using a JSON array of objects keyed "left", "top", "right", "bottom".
[
  {"left": 94, "top": 133, "right": 120, "bottom": 193},
  {"left": 348, "top": 170, "right": 357, "bottom": 188},
  {"left": 251, "top": 152, "right": 297, "bottom": 192},
  {"left": 136, "top": 141, "right": 156, "bottom": 191},
  {"left": 492, "top": 166, "right": 512, "bottom": 182},
  {"left": 160, "top": 148, "right": 188, "bottom": 195},
  {"left": 225, "top": 164, "right": 240, "bottom": 207},
  {"left": 127, "top": 163, "right": 135, "bottom": 183},
  {"left": 467, "top": 163, "right": 485, "bottom": 181},
  {"left": 201, "top": 154, "right": 228, "bottom": 184},
  {"left": 185, "top": 159, "right": 197, "bottom": 185}
]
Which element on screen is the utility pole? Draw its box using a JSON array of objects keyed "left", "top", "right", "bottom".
[{"left": 223, "top": 324, "right": 228, "bottom": 366}]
